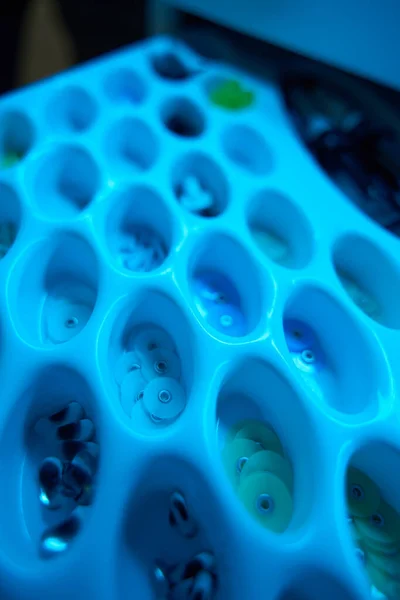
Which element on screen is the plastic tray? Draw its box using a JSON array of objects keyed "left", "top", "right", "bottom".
[{"left": 0, "top": 36, "right": 399, "bottom": 600}]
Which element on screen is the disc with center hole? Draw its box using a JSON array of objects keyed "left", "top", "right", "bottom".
[
  {"left": 207, "top": 303, "right": 246, "bottom": 338},
  {"left": 131, "top": 327, "right": 175, "bottom": 356},
  {"left": 240, "top": 450, "right": 293, "bottom": 491},
  {"left": 233, "top": 421, "right": 283, "bottom": 456},
  {"left": 222, "top": 439, "right": 261, "bottom": 488},
  {"left": 120, "top": 369, "right": 147, "bottom": 416},
  {"left": 355, "top": 500, "right": 400, "bottom": 546},
  {"left": 45, "top": 297, "right": 92, "bottom": 344},
  {"left": 368, "top": 548, "right": 400, "bottom": 579},
  {"left": 142, "top": 377, "right": 186, "bottom": 423},
  {"left": 365, "top": 560, "right": 400, "bottom": 598},
  {"left": 360, "top": 532, "right": 400, "bottom": 556},
  {"left": 349, "top": 521, "right": 364, "bottom": 546},
  {"left": 346, "top": 467, "right": 381, "bottom": 518},
  {"left": 141, "top": 348, "right": 181, "bottom": 382},
  {"left": 114, "top": 352, "right": 141, "bottom": 385},
  {"left": 238, "top": 471, "right": 293, "bottom": 533}
]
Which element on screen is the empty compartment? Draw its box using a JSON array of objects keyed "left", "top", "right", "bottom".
[
  {"left": 106, "top": 289, "right": 195, "bottom": 434},
  {"left": 0, "top": 365, "right": 99, "bottom": 564},
  {"left": 333, "top": 234, "right": 400, "bottom": 329},
  {"left": 104, "top": 68, "right": 147, "bottom": 104},
  {"left": 222, "top": 124, "right": 273, "bottom": 175},
  {"left": 248, "top": 190, "right": 314, "bottom": 269},
  {"left": 216, "top": 358, "right": 319, "bottom": 534},
  {"left": 205, "top": 76, "right": 255, "bottom": 111},
  {"left": 189, "top": 234, "right": 263, "bottom": 338},
  {"left": 283, "top": 287, "right": 387, "bottom": 420},
  {"left": 29, "top": 144, "right": 100, "bottom": 220},
  {"left": 106, "top": 117, "right": 158, "bottom": 175},
  {"left": 150, "top": 48, "right": 200, "bottom": 81},
  {"left": 345, "top": 442, "right": 400, "bottom": 599},
  {"left": 0, "top": 110, "right": 34, "bottom": 169},
  {"left": 105, "top": 185, "right": 172, "bottom": 274},
  {"left": 161, "top": 97, "right": 205, "bottom": 138},
  {"left": 279, "top": 570, "right": 362, "bottom": 600},
  {"left": 117, "top": 456, "right": 241, "bottom": 600},
  {"left": 0, "top": 182, "right": 21, "bottom": 259},
  {"left": 9, "top": 232, "right": 99, "bottom": 346},
  {"left": 47, "top": 86, "right": 97, "bottom": 133},
  {"left": 171, "top": 151, "right": 229, "bottom": 217}
]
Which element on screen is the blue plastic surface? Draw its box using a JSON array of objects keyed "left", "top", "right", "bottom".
[{"left": 0, "top": 35, "right": 399, "bottom": 600}]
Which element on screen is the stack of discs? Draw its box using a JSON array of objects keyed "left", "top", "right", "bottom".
[
  {"left": 347, "top": 467, "right": 400, "bottom": 599},
  {"left": 222, "top": 419, "right": 293, "bottom": 533}
]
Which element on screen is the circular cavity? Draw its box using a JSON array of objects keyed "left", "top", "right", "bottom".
[
  {"left": 216, "top": 358, "right": 320, "bottom": 532},
  {"left": 47, "top": 86, "right": 97, "bottom": 133},
  {"left": 161, "top": 97, "right": 205, "bottom": 138},
  {"left": 172, "top": 151, "right": 229, "bottom": 217},
  {"left": 0, "top": 110, "right": 34, "bottom": 168},
  {"left": 205, "top": 76, "right": 255, "bottom": 111},
  {"left": 29, "top": 144, "right": 100, "bottom": 220},
  {"left": 8, "top": 232, "right": 98, "bottom": 346},
  {"left": 248, "top": 190, "right": 314, "bottom": 269},
  {"left": 106, "top": 117, "right": 158, "bottom": 174},
  {"left": 151, "top": 52, "right": 194, "bottom": 81},
  {"left": 333, "top": 234, "right": 400, "bottom": 328},
  {"left": 0, "top": 365, "right": 99, "bottom": 567},
  {"left": 104, "top": 68, "right": 146, "bottom": 104},
  {"left": 279, "top": 569, "right": 362, "bottom": 600},
  {"left": 190, "top": 234, "right": 263, "bottom": 338},
  {"left": 283, "top": 286, "right": 388, "bottom": 419},
  {"left": 0, "top": 182, "right": 21, "bottom": 259},
  {"left": 222, "top": 124, "right": 273, "bottom": 175},
  {"left": 346, "top": 441, "right": 400, "bottom": 592},
  {"left": 104, "top": 185, "right": 172, "bottom": 274}
]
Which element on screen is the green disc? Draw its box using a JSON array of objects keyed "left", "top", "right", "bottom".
[
  {"left": 365, "top": 560, "right": 400, "bottom": 598},
  {"left": 222, "top": 438, "right": 260, "bottom": 489},
  {"left": 346, "top": 467, "right": 380, "bottom": 518},
  {"left": 368, "top": 548, "right": 400, "bottom": 579},
  {"left": 355, "top": 499, "right": 400, "bottom": 547},
  {"left": 240, "top": 450, "right": 293, "bottom": 491},
  {"left": 238, "top": 471, "right": 293, "bottom": 533},
  {"left": 232, "top": 420, "right": 283, "bottom": 455}
]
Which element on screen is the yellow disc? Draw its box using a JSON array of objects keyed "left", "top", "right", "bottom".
[
  {"left": 222, "top": 439, "right": 260, "bottom": 488},
  {"left": 368, "top": 548, "right": 400, "bottom": 579},
  {"left": 238, "top": 471, "right": 293, "bottom": 533},
  {"left": 355, "top": 500, "right": 400, "bottom": 548},
  {"left": 365, "top": 560, "right": 400, "bottom": 599},
  {"left": 240, "top": 450, "right": 293, "bottom": 491},
  {"left": 232, "top": 420, "right": 283, "bottom": 456},
  {"left": 346, "top": 467, "right": 380, "bottom": 518}
]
